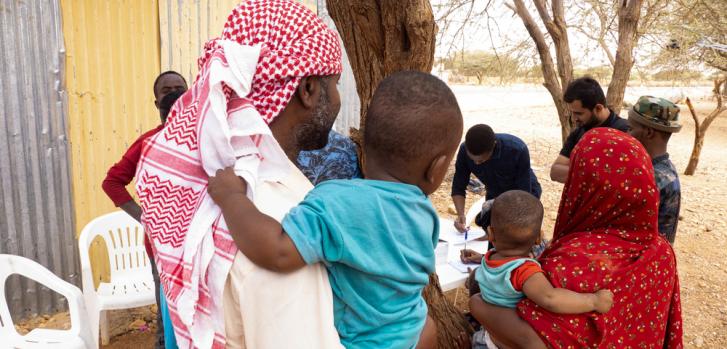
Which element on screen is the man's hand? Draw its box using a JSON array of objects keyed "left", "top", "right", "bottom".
[
  {"left": 454, "top": 215, "right": 469, "bottom": 233},
  {"left": 208, "top": 167, "right": 247, "bottom": 206},
  {"left": 593, "top": 289, "right": 614, "bottom": 314},
  {"left": 460, "top": 249, "right": 483, "bottom": 264}
]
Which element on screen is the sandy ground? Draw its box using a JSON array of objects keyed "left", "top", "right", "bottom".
[{"left": 15, "top": 84, "right": 727, "bottom": 348}]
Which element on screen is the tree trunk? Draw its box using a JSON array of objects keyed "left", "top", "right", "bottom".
[
  {"left": 510, "top": 0, "right": 572, "bottom": 143},
  {"left": 684, "top": 79, "right": 727, "bottom": 175},
  {"left": 326, "top": 0, "right": 436, "bottom": 149},
  {"left": 685, "top": 127, "right": 705, "bottom": 176},
  {"left": 422, "top": 274, "right": 474, "bottom": 349},
  {"left": 605, "top": 0, "right": 642, "bottom": 112},
  {"left": 327, "top": 2, "right": 470, "bottom": 347}
]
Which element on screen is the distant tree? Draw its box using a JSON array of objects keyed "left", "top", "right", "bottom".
[
  {"left": 650, "top": 0, "right": 726, "bottom": 175},
  {"left": 651, "top": 0, "right": 726, "bottom": 74},
  {"left": 446, "top": 51, "right": 523, "bottom": 84},
  {"left": 651, "top": 69, "right": 703, "bottom": 82},
  {"left": 507, "top": 0, "right": 664, "bottom": 143}
]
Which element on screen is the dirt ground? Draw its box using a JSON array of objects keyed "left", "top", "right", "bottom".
[{"left": 15, "top": 84, "right": 727, "bottom": 348}]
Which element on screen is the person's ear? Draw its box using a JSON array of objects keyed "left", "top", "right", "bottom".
[
  {"left": 425, "top": 154, "right": 449, "bottom": 185},
  {"left": 296, "top": 76, "right": 321, "bottom": 110},
  {"left": 645, "top": 126, "right": 656, "bottom": 139},
  {"left": 486, "top": 226, "right": 495, "bottom": 243},
  {"left": 154, "top": 99, "right": 160, "bottom": 110}
]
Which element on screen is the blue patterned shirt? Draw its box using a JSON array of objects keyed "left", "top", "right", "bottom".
[
  {"left": 297, "top": 131, "right": 362, "bottom": 185},
  {"left": 653, "top": 154, "right": 681, "bottom": 243}
]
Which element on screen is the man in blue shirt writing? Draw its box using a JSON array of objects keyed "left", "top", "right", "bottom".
[{"left": 451, "top": 124, "right": 542, "bottom": 233}]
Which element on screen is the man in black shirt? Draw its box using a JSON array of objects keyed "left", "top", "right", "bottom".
[
  {"left": 451, "top": 124, "right": 542, "bottom": 232},
  {"left": 550, "top": 77, "right": 629, "bottom": 183}
]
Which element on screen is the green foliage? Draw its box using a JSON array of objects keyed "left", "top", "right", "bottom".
[
  {"left": 651, "top": 0, "right": 726, "bottom": 73},
  {"left": 652, "top": 69, "right": 703, "bottom": 81},
  {"left": 444, "top": 51, "right": 524, "bottom": 84},
  {"left": 574, "top": 66, "right": 613, "bottom": 81}
]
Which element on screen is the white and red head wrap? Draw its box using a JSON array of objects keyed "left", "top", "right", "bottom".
[
  {"left": 201, "top": 0, "right": 342, "bottom": 122},
  {"left": 135, "top": 2, "right": 342, "bottom": 348}
]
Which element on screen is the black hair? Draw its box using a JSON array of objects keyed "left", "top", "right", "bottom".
[
  {"left": 490, "top": 190, "right": 544, "bottom": 248},
  {"left": 563, "top": 76, "right": 607, "bottom": 110},
  {"left": 153, "top": 71, "right": 187, "bottom": 97},
  {"left": 364, "top": 71, "right": 462, "bottom": 164},
  {"left": 464, "top": 124, "right": 496, "bottom": 155},
  {"left": 159, "top": 90, "right": 184, "bottom": 120}
]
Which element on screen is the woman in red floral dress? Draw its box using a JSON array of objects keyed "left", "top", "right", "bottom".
[{"left": 470, "top": 128, "right": 683, "bottom": 349}]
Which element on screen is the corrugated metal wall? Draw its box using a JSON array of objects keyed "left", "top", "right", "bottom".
[
  {"left": 61, "top": 0, "right": 161, "bottom": 286},
  {"left": 317, "top": 0, "right": 360, "bottom": 135},
  {"left": 159, "top": 0, "right": 240, "bottom": 84},
  {"left": 0, "top": 0, "right": 79, "bottom": 319}
]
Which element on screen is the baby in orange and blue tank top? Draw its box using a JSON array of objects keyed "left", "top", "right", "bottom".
[{"left": 474, "top": 190, "right": 614, "bottom": 313}]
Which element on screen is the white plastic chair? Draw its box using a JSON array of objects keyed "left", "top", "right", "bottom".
[
  {"left": 465, "top": 196, "right": 488, "bottom": 227},
  {"left": 0, "top": 254, "right": 95, "bottom": 348},
  {"left": 78, "top": 211, "right": 155, "bottom": 347}
]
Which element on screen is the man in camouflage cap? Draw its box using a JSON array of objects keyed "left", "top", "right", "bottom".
[{"left": 628, "top": 96, "right": 682, "bottom": 244}]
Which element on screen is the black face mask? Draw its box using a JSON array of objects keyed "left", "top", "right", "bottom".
[{"left": 159, "top": 90, "right": 186, "bottom": 122}]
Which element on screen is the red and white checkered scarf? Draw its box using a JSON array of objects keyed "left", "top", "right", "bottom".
[{"left": 135, "top": 1, "right": 341, "bottom": 348}]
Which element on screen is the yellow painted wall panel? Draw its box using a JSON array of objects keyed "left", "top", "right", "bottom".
[
  {"left": 61, "top": 0, "right": 161, "bottom": 286},
  {"left": 159, "top": 0, "right": 240, "bottom": 83}
]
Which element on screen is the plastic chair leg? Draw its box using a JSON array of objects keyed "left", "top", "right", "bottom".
[
  {"left": 100, "top": 310, "right": 110, "bottom": 345},
  {"left": 88, "top": 306, "right": 100, "bottom": 349}
]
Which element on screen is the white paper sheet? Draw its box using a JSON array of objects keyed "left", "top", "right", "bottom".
[{"left": 438, "top": 217, "right": 486, "bottom": 243}]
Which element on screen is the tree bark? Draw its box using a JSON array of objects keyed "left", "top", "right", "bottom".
[
  {"left": 327, "top": 3, "right": 470, "bottom": 347},
  {"left": 510, "top": 0, "right": 572, "bottom": 143},
  {"left": 422, "top": 274, "right": 474, "bottom": 349},
  {"left": 605, "top": 0, "right": 642, "bottom": 111},
  {"left": 326, "top": 0, "right": 436, "bottom": 148},
  {"left": 684, "top": 78, "right": 727, "bottom": 175}
]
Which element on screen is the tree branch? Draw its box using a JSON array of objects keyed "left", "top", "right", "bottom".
[{"left": 685, "top": 97, "right": 701, "bottom": 130}]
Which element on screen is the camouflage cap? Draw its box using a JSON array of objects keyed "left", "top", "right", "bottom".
[{"left": 628, "top": 95, "right": 682, "bottom": 133}]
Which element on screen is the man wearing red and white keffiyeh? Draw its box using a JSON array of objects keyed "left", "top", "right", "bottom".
[{"left": 135, "top": 1, "right": 344, "bottom": 348}]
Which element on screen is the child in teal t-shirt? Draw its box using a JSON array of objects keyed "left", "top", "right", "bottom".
[{"left": 207, "top": 71, "right": 464, "bottom": 349}]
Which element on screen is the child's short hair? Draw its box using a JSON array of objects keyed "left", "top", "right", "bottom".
[
  {"left": 490, "top": 190, "right": 544, "bottom": 248},
  {"left": 364, "top": 71, "right": 462, "bottom": 164}
]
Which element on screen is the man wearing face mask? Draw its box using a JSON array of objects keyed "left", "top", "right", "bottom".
[
  {"left": 549, "top": 77, "right": 629, "bottom": 183},
  {"left": 101, "top": 70, "right": 187, "bottom": 348}
]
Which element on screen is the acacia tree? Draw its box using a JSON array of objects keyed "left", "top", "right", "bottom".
[
  {"left": 651, "top": 0, "right": 726, "bottom": 175},
  {"left": 684, "top": 78, "right": 726, "bottom": 175},
  {"left": 326, "top": 1, "right": 473, "bottom": 347},
  {"left": 507, "top": 0, "right": 645, "bottom": 143}
]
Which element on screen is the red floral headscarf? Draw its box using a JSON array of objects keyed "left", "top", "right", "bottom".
[{"left": 517, "top": 128, "right": 683, "bottom": 348}]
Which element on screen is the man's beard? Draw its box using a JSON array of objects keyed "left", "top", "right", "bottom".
[
  {"left": 581, "top": 111, "right": 601, "bottom": 129},
  {"left": 296, "top": 86, "right": 336, "bottom": 151}
]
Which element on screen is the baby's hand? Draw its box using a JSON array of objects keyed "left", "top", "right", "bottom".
[
  {"left": 208, "top": 167, "right": 247, "bottom": 205},
  {"left": 593, "top": 289, "right": 614, "bottom": 314},
  {"left": 460, "top": 249, "right": 483, "bottom": 264}
]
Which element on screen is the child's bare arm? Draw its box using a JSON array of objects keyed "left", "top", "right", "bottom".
[
  {"left": 208, "top": 167, "right": 306, "bottom": 273},
  {"left": 522, "top": 273, "right": 614, "bottom": 314}
]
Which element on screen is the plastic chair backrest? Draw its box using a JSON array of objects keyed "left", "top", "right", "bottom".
[
  {"left": 78, "top": 211, "right": 151, "bottom": 285},
  {"left": 466, "top": 197, "right": 488, "bottom": 226},
  {"left": 0, "top": 254, "right": 94, "bottom": 347}
]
